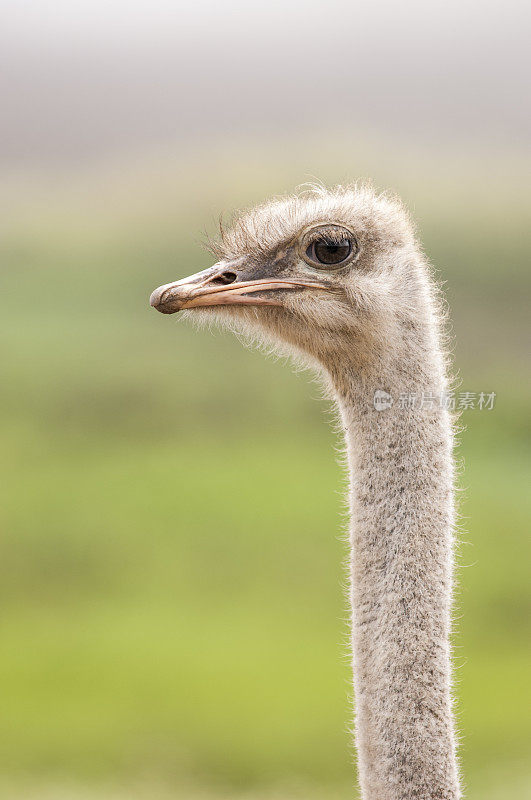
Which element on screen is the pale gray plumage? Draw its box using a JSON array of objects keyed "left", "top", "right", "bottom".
[{"left": 150, "top": 184, "right": 461, "bottom": 800}]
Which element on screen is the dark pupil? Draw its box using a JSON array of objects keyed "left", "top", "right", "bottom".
[{"left": 312, "top": 238, "right": 351, "bottom": 265}]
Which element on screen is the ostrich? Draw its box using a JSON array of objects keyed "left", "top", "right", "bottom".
[{"left": 149, "top": 185, "right": 461, "bottom": 800}]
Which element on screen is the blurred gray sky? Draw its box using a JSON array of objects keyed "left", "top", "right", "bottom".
[{"left": 0, "top": 0, "right": 529, "bottom": 166}]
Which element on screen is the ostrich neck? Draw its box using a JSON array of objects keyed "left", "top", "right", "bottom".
[{"left": 332, "top": 351, "right": 460, "bottom": 800}]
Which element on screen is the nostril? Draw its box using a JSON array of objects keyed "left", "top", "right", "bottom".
[{"left": 210, "top": 271, "right": 238, "bottom": 286}]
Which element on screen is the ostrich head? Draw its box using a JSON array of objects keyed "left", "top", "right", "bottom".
[
  {"left": 150, "top": 185, "right": 428, "bottom": 378},
  {"left": 149, "top": 184, "right": 460, "bottom": 800}
]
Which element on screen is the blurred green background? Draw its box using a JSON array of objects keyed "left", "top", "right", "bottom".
[
  {"left": 1, "top": 140, "right": 530, "bottom": 800},
  {"left": 1, "top": 2, "right": 530, "bottom": 798}
]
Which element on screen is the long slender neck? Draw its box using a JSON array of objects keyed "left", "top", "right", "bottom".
[{"left": 331, "top": 337, "right": 460, "bottom": 799}]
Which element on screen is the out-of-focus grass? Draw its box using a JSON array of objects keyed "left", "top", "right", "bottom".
[
  {"left": 1, "top": 148, "right": 529, "bottom": 798},
  {"left": 1, "top": 426, "right": 529, "bottom": 789}
]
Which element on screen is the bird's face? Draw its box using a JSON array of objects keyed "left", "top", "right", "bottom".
[{"left": 150, "top": 188, "right": 415, "bottom": 367}]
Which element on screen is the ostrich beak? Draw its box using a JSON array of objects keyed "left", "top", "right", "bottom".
[{"left": 150, "top": 264, "right": 329, "bottom": 314}]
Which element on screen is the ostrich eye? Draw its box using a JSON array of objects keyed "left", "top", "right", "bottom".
[{"left": 306, "top": 238, "right": 352, "bottom": 266}]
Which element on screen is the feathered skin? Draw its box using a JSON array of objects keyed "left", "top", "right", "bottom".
[{"left": 151, "top": 184, "right": 461, "bottom": 800}]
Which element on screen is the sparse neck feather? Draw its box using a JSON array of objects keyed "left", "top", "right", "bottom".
[{"left": 329, "top": 320, "right": 461, "bottom": 800}]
